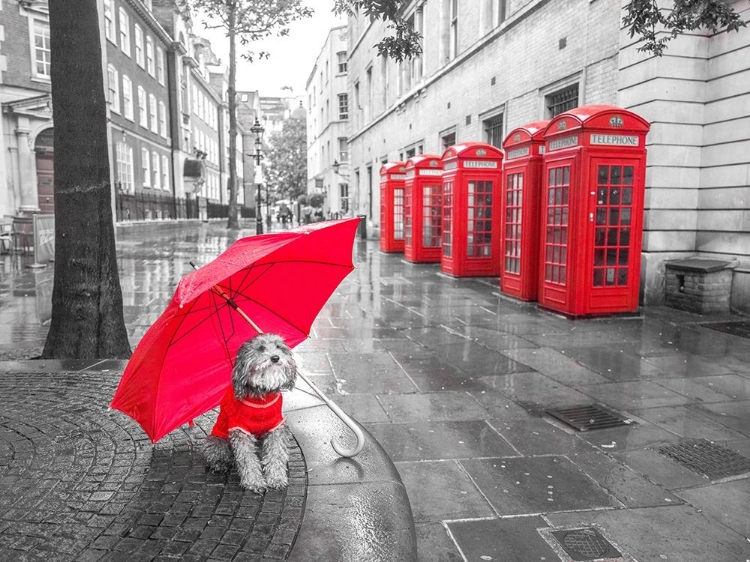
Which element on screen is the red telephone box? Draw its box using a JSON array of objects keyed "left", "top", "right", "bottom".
[
  {"left": 380, "top": 162, "right": 406, "bottom": 253},
  {"left": 539, "top": 105, "right": 650, "bottom": 316},
  {"left": 404, "top": 155, "right": 443, "bottom": 263},
  {"left": 500, "top": 121, "right": 549, "bottom": 300},
  {"left": 440, "top": 142, "right": 503, "bottom": 277}
]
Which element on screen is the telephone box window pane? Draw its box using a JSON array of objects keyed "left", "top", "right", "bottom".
[
  {"left": 594, "top": 269, "right": 604, "bottom": 286},
  {"left": 468, "top": 180, "right": 493, "bottom": 259},
  {"left": 623, "top": 188, "right": 632, "bottom": 205},
  {"left": 617, "top": 269, "right": 628, "bottom": 285},
  {"left": 607, "top": 249, "right": 617, "bottom": 265},
  {"left": 597, "top": 188, "right": 607, "bottom": 205},
  {"left": 544, "top": 165, "right": 569, "bottom": 284},
  {"left": 594, "top": 249, "right": 604, "bottom": 266},
  {"left": 598, "top": 165, "right": 608, "bottom": 184},
  {"left": 620, "top": 228, "right": 630, "bottom": 246},
  {"left": 596, "top": 209, "right": 606, "bottom": 225},
  {"left": 609, "top": 188, "right": 620, "bottom": 205},
  {"left": 394, "top": 188, "right": 404, "bottom": 240},
  {"left": 623, "top": 166, "right": 634, "bottom": 185},
  {"left": 606, "top": 268, "right": 616, "bottom": 286},
  {"left": 607, "top": 228, "right": 618, "bottom": 246},
  {"left": 619, "top": 249, "right": 629, "bottom": 265},
  {"left": 610, "top": 167, "right": 622, "bottom": 184},
  {"left": 442, "top": 182, "right": 453, "bottom": 256},
  {"left": 609, "top": 209, "right": 619, "bottom": 225},
  {"left": 595, "top": 228, "right": 605, "bottom": 246},
  {"left": 621, "top": 209, "right": 631, "bottom": 225},
  {"left": 423, "top": 185, "right": 442, "bottom": 248}
]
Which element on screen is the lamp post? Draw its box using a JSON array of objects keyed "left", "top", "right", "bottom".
[{"left": 250, "top": 117, "right": 265, "bottom": 235}]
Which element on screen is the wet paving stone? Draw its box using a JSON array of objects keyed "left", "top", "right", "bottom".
[
  {"left": 395, "top": 460, "right": 494, "bottom": 523},
  {"left": 577, "top": 380, "right": 694, "bottom": 410},
  {"left": 377, "top": 392, "right": 490, "bottom": 422},
  {"left": 364, "top": 420, "right": 517, "bottom": 462},
  {"left": 459, "top": 456, "right": 620, "bottom": 515},
  {"left": 447, "top": 516, "right": 560, "bottom": 562}
]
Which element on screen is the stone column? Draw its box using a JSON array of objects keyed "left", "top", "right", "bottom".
[{"left": 15, "top": 127, "right": 40, "bottom": 214}]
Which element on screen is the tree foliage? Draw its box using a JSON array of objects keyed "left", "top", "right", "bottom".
[
  {"left": 189, "top": 0, "right": 312, "bottom": 229},
  {"left": 333, "top": 0, "right": 422, "bottom": 61},
  {"left": 263, "top": 115, "right": 307, "bottom": 202},
  {"left": 623, "top": 0, "right": 747, "bottom": 56}
]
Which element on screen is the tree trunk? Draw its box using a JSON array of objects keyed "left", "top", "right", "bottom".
[
  {"left": 226, "top": 2, "right": 240, "bottom": 230},
  {"left": 43, "top": 0, "right": 131, "bottom": 359}
]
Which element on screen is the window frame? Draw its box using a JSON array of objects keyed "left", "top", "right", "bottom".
[
  {"left": 146, "top": 36, "right": 155, "bottom": 77},
  {"left": 141, "top": 147, "right": 151, "bottom": 187},
  {"left": 134, "top": 24, "right": 144, "bottom": 68},
  {"left": 104, "top": 0, "right": 115, "bottom": 43},
  {"left": 108, "top": 65, "right": 120, "bottom": 114},
  {"left": 148, "top": 94, "right": 158, "bottom": 133},
  {"left": 137, "top": 86, "right": 148, "bottom": 128},
  {"left": 122, "top": 75, "right": 134, "bottom": 121},
  {"left": 118, "top": 7, "right": 131, "bottom": 56},
  {"left": 31, "top": 18, "right": 51, "bottom": 80}
]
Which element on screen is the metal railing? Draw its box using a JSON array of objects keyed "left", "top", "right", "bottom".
[{"left": 114, "top": 192, "right": 254, "bottom": 222}]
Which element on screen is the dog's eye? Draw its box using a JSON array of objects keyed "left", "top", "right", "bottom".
[{"left": 258, "top": 345, "right": 266, "bottom": 352}]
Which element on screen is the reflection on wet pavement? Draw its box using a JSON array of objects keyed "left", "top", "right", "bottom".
[{"left": 2, "top": 221, "right": 749, "bottom": 561}]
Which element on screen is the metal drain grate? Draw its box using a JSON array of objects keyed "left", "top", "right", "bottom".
[
  {"left": 701, "top": 321, "right": 750, "bottom": 339},
  {"left": 659, "top": 439, "right": 750, "bottom": 480},
  {"left": 551, "top": 528, "right": 622, "bottom": 561},
  {"left": 546, "top": 404, "right": 632, "bottom": 432}
]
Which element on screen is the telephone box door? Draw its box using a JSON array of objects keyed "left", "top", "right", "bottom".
[
  {"left": 586, "top": 158, "right": 645, "bottom": 312},
  {"left": 540, "top": 162, "right": 574, "bottom": 309}
]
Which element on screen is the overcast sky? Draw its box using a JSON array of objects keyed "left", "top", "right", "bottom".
[{"left": 195, "top": 3, "right": 346, "bottom": 98}]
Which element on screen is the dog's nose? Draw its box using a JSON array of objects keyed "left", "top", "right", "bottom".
[{"left": 270, "top": 355, "right": 280, "bottom": 364}]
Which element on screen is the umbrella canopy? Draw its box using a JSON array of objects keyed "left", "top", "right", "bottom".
[{"left": 110, "top": 218, "right": 360, "bottom": 443}]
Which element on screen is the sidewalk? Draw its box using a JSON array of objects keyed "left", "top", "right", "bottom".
[{"left": 2, "top": 220, "right": 750, "bottom": 561}]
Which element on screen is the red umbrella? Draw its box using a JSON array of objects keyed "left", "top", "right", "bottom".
[{"left": 110, "top": 218, "right": 364, "bottom": 454}]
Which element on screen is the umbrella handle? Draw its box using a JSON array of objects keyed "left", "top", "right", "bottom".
[{"left": 296, "top": 369, "right": 365, "bottom": 458}]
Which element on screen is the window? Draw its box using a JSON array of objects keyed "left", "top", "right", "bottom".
[
  {"left": 158, "top": 101, "right": 167, "bottom": 137},
  {"left": 116, "top": 142, "right": 134, "bottom": 193},
  {"left": 495, "top": 0, "right": 507, "bottom": 26},
  {"left": 156, "top": 47, "right": 165, "bottom": 84},
  {"left": 32, "top": 20, "right": 51, "bottom": 78},
  {"left": 107, "top": 65, "right": 120, "bottom": 114},
  {"left": 338, "top": 137, "right": 348, "bottom": 162},
  {"left": 148, "top": 94, "right": 157, "bottom": 133},
  {"left": 146, "top": 36, "right": 155, "bottom": 77},
  {"left": 337, "top": 51, "right": 347, "bottom": 73},
  {"left": 137, "top": 86, "right": 147, "bottom": 127},
  {"left": 366, "top": 67, "right": 373, "bottom": 122},
  {"left": 122, "top": 75, "right": 134, "bottom": 120},
  {"left": 152, "top": 152, "right": 160, "bottom": 189},
  {"left": 545, "top": 83, "right": 579, "bottom": 118},
  {"left": 441, "top": 131, "right": 456, "bottom": 150},
  {"left": 339, "top": 182, "right": 349, "bottom": 213},
  {"left": 450, "top": 0, "right": 459, "bottom": 60},
  {"left": 104, "top": 0, "right": 115, "bottom": 43},
  {"left": 135, "top": 25, "right": 144, "bottom": 67},
  {"left": 141, "top": 148, "right": 151, "bottom": 187},
  {"left": 338, "top": 94, "right": 348, "bottom": 120},
  {"left": 484, "top": 113, "right": 504, "bottom": 148},
  {"left": 161, "top": 155, "right": 169, "bottom": 190},
  {"left": 118, "top": 7, "right": 130, "bottom": 56}
]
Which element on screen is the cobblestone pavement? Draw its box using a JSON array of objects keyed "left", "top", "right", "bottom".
[{"left": 0, "top": 366, "right": 306, "bottom": 562}]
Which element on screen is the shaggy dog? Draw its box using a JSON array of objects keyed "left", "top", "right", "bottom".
[{"left": 203, "top": 333, "right": 298, "bottom": 492}]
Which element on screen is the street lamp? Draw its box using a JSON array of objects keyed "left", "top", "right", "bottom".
[
  {"left": 250, "top": 117, "right": 265, "bottom": 234},
  {"left": 332, "top": 159, "right": 349, "bottom": 180}
]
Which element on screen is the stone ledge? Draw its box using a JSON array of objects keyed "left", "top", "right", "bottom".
[{"left": 284, "top": 383, "right": 418, "bottom": 561}]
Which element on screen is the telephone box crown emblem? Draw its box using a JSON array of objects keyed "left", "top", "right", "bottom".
[
  {"left": 476, "top": 149, "right": 486, "bottom": 156},
  {"left": 429, "top": 159, "right": 439, "bottom": 167},
  {"left": 558, "top": 121, "right": 567, "bottom": 131},
  {"left": 513, "top": 133, "right": 521, "bottom": 142},
  {"left": 609, "top": 115, "right": 624, "bottom": 127}
]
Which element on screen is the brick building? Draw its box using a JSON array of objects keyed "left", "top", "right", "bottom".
[
  {"left": 0, "top": 0, "right": 54, "bottom": 216},
  {"left": 345, "top": 0, "right": 750, "bottom": 311},
  {"left": 1, "top": 0, "right": 246, "bottom": 223},
  {"left": 306, "top": 25, "right": 349, "bottom": 217}
]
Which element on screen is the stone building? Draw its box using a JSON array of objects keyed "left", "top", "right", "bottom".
[
  {"left": 306, "top": 25, "right": 349, "bottom": 217},
  {"left": 344, "top": 0, "right": 750, "bottom": 311},
  {"left": 0, "top": 0, "right": 54, "bottom": 217},
  {"left": 1, "top": 0, "right": 246, "bottom": 223}
]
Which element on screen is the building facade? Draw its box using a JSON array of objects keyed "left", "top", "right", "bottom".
[
  {"left": 345, "top": 0, "right": 750, "bottom": 311},
  {"left": 1, "top": 0, "right": 247, "bottom": 223},
  {"left": 0, "top": 0, "right": 54, "bottom": 217},
  {"left": 306, "top": 25, "right": 349, "bottom": 217}
]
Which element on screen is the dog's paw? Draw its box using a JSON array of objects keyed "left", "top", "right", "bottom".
[
  {"left": 265, "top": 473, "right": 288, "bottom": 490},
  {"left": 240, "top": 476, "right": 268, "bottom": 494}
]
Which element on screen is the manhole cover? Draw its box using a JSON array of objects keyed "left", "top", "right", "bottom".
[
  {"left": 659, "top": 439, "right": 750, "bottom": 480},
  {"left": 701, "top": 321, "right": 750, "bottom": 339},
  {"left": 546, "top": 404, "right": 632, "bottom": 432},
  {"left": 551, "top": 528, "right": 622, "bottom": 561}
]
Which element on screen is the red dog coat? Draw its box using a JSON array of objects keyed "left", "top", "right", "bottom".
[{"left": 210, "top": 387, "right": 284, "bottom": 439}]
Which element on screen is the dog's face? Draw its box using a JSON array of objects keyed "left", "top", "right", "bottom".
[{"left": 232, "top": 334, "right": 298, "bottom": 399}]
